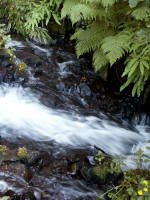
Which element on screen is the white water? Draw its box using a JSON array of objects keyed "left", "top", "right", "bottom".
[
  {"left": 5, "top": 40, "right": 25, "bottom": 49},
  {"left": 0, "top": 85, "right": 149, "bottom": 158}
]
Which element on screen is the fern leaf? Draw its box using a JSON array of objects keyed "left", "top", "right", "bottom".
[
  {"left": 144, "top": 69, "right": 149, "bottom": 81},
  {"left": 131, "top": 7, "right": 150, "bottom": 20},
  {"left": 142, "top": 60, "right": 149, "bottom": 70},
  {"left": 72, "top": 22, "right": 112, "bottom": 57},
  {"left": 122, "top": 58, "right": 137, "bottom": 77},
  {"left": 128, "top": 60, "right": 139, "bottom": 77},
  {"left": 100, "top": 0, "right": 117, "bottom": 7},
  {"left": 61, "top": 0, "right": 77, "bottom": 19},
  {"left": 120, "top": 75, "right": 134, "bottom": 91},
  {"left": 93, "top": 49, "right": 108, "bottom": 71},
  {"left": 140, "top": 61, "right": 145, "bottom": 76},
  {"left": 61, "top": 0, "right": 106, "bottom": 24},
  {"left": 102, "top": 32, "right": 131, "bottom": 65},
  {"left": 132, "top": 81, "right": 138, "bottom": 96}
]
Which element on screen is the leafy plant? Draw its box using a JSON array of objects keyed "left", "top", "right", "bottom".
[
  {"left": 0, "top": 24, "right": 16, "bottom": 62},
  {"left": 62, "top": 0, "right": 150, "bottom": 97},
  {"left": 0, "top": 0, "right": 63, "bottom": 42},
  {"left": 0, "top": 197, "right": 10, "bottom": 200},
  {"left": 0, "top": 145, "right": 8, "bottom": 155},
  {"left": 0, "top": 24, "right": 26, "bottom": 72},
  {"left": 17, "top": 147, "right": 27, "bottom": 159},
  {"left": 96, "top": 142, "right": 150, "bottom": 200},
  {"left": 1, "top": 0, "right": 150, "bottom": 97}
]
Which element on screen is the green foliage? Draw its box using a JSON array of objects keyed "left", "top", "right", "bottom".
[
  {"left": 0, "top": 24, "right": 16, "bottom": 62},
  {"left": 0, "top": 197, "right": 10, "bottom": 200},
  {"left": 0, "top": 25, "right": 26, "bottom": 71},
  {"left": 96, "top": 142, "right": 150, "bottom": 200},
  {"left": 1, "top": 0, "right": 150, "bottom": 97},
  {"left": 62, "top": 0, "right": 150, "bottom": 97},
  {"left": 17, "top": 147, "right": 27, "bottom": 159},
  {"left": 0, "top": 0, "right": 63, "bottom": 42},
  {"left": 0, "top": 145, "right": 8, "bottom": 154}
]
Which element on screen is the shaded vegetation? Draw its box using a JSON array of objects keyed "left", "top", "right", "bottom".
[
  {"left": 0, "top": 0, "right": 150, "bottom": 97},
  {"left": 62, "top": 0, "right": 150, "bottom": 97},
  {"left": 96, "top": 143, "right": 150, "bottom": 200}
]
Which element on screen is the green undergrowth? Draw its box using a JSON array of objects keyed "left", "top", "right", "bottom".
[
  {"left": 95, "top": 141, "right": 150, "bottom": 200},
  {"left": 0, "top": 24, "right": 26, "bottom": 71},
  {"left": 1, "top": 0, "right": 150, "bottom": 97},
  {"left": 0, "top": 0, "right": 63, "bottom": 42},
  {"left": 62, "top": 0, "right": 150, "bottom": 97},
  {"left": 0, "top": 197, "right": 10, "bottom": 200}
]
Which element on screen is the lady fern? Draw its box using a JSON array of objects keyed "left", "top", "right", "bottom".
[{"left": 62, "top": 0, "right": 150, "bottom": 97}]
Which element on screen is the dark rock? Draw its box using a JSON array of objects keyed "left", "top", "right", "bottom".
[
  {"left": 0, "top": 162, "right": 26, "bottom": 178},
  {"left": 21, "top": 190, "right": 36, "bottom": 200},
  {"left": 0, "top": 148, "right": 18, "bottom": 163},
  {"left": 79, "top": 83, "right": 91, "bottom": 97},
  {"left": 3, "top": 72, "right": 15, "bottom": 83},
  {"left": 27, "top": 152, "right": 51, "bottom": 170},
  {"left": 27, "top": 36, "right": 52, "bottom": 47},
  {"left": 34, "top": 70, "right": 43, "bottom": 77}
]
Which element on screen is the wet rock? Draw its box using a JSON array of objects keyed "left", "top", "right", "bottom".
[
  {"left": 0, "top": 60, "right": 16, "bottom": 83},
  {"left": 80, "top": 151, "right": 122, "bottom": 186},
  {"left": 34, "top": 70, "right": 43, "bottom": 77},
  {"left": 55, "top": 38, "right": 66, "bottom": 45},
  {"left": 15, "top": 50, "right": 42, "bottom": 67},
  {"left": 21, "top": 190, "right": 36, "bottom": 200},
  {"left": 27, "top": 151, "right": 51, "bottom": 170},
  {"left": 0, "top": 149, "right": 19, "bottom": 163},
  {"left": 28, "top": 36, "right": 52, "bottom": 47},
  {"left": 78, "top": 83, "right": 91, "bottom": 97},
  {"left": 1, "top": 189, "right": 37, "bottom": 200},
  {"left": 68, "top": 163, "right": 80, "bottom": 176},
  {"left": 0, "top": 138, "right": 101, "bottom": 199},
  {"left": 40, "top": 94, "right": 64, "bottom": 108},
  {"left": 3, "top": 72, "right": 15, "bottom": 83},
  {"left": 80, "top": 164, "right": 118, "bottom": 185},
  {"left": 0, "top": 162, "right": 26, "bottom": 178}
]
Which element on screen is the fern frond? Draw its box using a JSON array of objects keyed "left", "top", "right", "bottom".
[
  {"left": 81, "top": 0, "right": 118, "bottom": 7},
  {"left": 72, "top": 22, "right": 114, "bottom": 57},
  {"left": 121, "top": 43, "right": 150, "bottom": 96},
  {"left": 100, "top": 0, "right": 117, "bottom": 7},
  {"left": 131, "top": 6, "right": 150, "bottom": 20},
  {"left": 61, "top": 0, "right": 80, "bottom": 20},
  {"left": 101, "top": 31, "right": 132, "bottom": 65},
  {"left": 93, "top": 49, "right": 108, "bottom": 72},
  {"left": 61, "top": 0, "right": 106, "bottom": 24}
]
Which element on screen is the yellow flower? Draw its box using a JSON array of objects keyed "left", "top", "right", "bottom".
[
  {"left": 144, "top": 188, "right": 148, "bottom": 192},
  {"left": 143, "top": 180, "right": 148, "bottom": 186},
  {"left": 138, "top": 190, "right": 143, "bottom": 195}
]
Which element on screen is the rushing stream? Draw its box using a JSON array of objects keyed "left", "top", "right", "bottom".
[
  {"left": 0, "top": 35, "right": 149, "bottom": 199},
  {"left": 0, "top": 84, "right": 148, "bottom": 155}
]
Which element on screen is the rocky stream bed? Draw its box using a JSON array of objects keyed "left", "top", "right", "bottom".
[{"left": 0, "top": 35, "right": 149, "bottom": 199}]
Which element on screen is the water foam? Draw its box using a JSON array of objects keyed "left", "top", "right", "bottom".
[{"left": 0, "top": 85, "right": 149, "bottom": 157}]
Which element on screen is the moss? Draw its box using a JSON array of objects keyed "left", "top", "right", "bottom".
[{"left": 17, "top": 147, "right": 27, "bottom": 159}]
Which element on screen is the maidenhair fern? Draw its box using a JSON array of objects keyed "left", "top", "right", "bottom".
[{"left": 62, "top": 0, "right": 150, "bottom": 97}]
